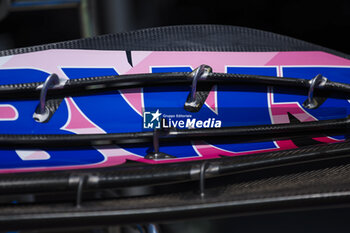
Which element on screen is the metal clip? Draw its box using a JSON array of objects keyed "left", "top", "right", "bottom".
[
  {"left": 147, "top": 224, "right": 160, "bottom": 233},
  {"left": 145, "top": 127, "right": 175, "bottom": 160},
  {"left": 33, "top": 73, "right": 66, "bottom": 123},
  {"left": 184, "top": 64, "right": 212, "bottom": 111},
  {"left": 303, "top": 74, "right": 328, "bottom": 109}
]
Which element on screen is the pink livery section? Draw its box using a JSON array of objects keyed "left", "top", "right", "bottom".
[{"left": 0, "top": 50, "right": 349, "bottom": 173}]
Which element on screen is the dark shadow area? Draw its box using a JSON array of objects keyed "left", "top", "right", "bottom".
[{"left": 0, "top": 0, "right": 349, "bottom": 54}]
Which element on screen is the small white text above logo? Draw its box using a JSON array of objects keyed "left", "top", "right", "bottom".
[{"left": 143, "top": 109, "right": 221, "bottom": 129}]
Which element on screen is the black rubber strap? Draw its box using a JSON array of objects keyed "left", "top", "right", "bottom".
[
  {"left": 0, "top": 72, "right": 350, "bottom": 99},
  {"left": 0, "top": 116, "right": 348, "bottom": 148},
  {"left": 1, "top": 138, "right": 350, "bottom": 194}
]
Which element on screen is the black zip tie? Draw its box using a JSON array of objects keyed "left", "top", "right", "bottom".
[
  {"left": 75, "top": 176, "right": 85, "bottom": 208},
  {"left": 200, "top": 161, "right": 208, "bottom": 198}
]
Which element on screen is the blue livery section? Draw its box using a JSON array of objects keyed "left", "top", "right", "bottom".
[
  {"left": 211, "top": 67, "right": 278, "bottom": 152},
  {"left": 0, "top": 65, "right": 349, "bottom": 170},
  {"left": 276, "top": 67, "right": 350, "bottom": 120},
  {"left": 130, "top": 66, "right": 200, "bottom": 157}
]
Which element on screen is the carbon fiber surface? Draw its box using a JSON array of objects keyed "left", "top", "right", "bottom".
[
  {"left": 1, "top": 25, "right": 349, "bottom": 58},
  {"left": 0, "top": 25, "right": 350, "bottom": 230}
]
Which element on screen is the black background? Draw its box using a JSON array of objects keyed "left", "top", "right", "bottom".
[{"left": 0, "top": 0, "right": 349, "bottom": 54}]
